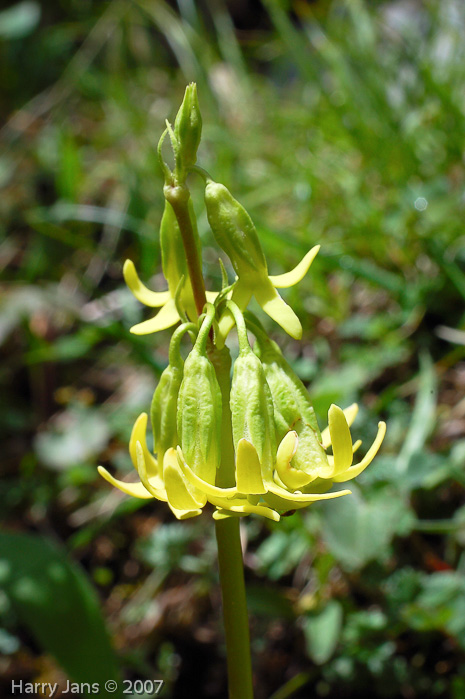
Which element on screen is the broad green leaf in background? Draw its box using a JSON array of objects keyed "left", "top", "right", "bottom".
[
  {"left": 302, "top": 600, "right": 343, "bottom": 665},
  {"left": 319, "top": 485, "right": 415, "bottom": 571},
  {"left": 0, "top": 532, "right": 121, "bottom": 698}
]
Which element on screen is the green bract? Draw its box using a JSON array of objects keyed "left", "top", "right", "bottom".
[{"left": 98, "top": 84, "right": 387, "bottom": 523}]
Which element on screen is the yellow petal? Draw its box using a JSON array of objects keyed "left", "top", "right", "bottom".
[
  {"left": 266, "top": 481, "right": 351, "bottom": 503},
  {"left": 321, "top": 403, "right": 358, "bottom": 448},
  {"left": 269, "top": 245, "right": 320, "bottom": 288},
  {"left": 169, "top": 505, "right": 203, "bottom": 520},
  {"left": 324, "top": 438, "right": 362, "bottom": 469},
  {"left": 135, "top": 442, "right": 169, "bottom": 501},
  {"left": 209, "top": 495, "right": 280, "bottom": 522},
  {"left": 176, "top": 447, "right": 237, "bottom": 498},
  {"left": 275, "top": 431, "right": 313, "bottom": 490},
  {"left": 163, "top": 448, "right": 207, "bottom": 510},
  {"left": 97, "top": 466, "right": 153, "bottom": 499},
  {"left": 129, "top": 413, "right": 159, "bottom": 479},
  {"left": 212, "top": 509, "right": 244, "bottom": 520},
  {"left": 123, "top": 259, "right": 170, "bottom": 307},
  {"left": 254, "top": 279, "right": 302, "bottom": 339},
  {"left": 333, "top": 422, "right": 387, "bottom": 482},
  {"left": 328, "top": 404, "right": 353, "bottom": 475},
  {"left": 236, "top": 439, "right": 267, "bottom": 494},
  {"left": 130, "top": 298, "right": 180, "bottom": 335}
]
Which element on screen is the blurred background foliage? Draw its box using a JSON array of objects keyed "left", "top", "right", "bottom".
[{"left": 1, "top": 0, "right": 465, "bottom": 697}]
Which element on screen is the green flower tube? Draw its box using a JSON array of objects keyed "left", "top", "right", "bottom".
[
  {"left": 177, "top": 304, "right": 223, "bottom": 486},
  {"left": 151, "top": 322, "right": 197, "bottom": 460},
  {"left": 228, "top": 301, "right": 276, "bottom": 487},
  {"left": 204, "top": 180, "right": 304, "bottom": 343}
]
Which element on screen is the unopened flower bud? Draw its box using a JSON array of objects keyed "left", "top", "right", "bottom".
[
  {"left": 174, "top": 82, "right": 202, "bottom": 176},
  {"left": 205, "top": 180, "right": 267, "bottom": 280}
]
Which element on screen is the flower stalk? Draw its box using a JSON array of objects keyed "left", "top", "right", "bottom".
[{"left": 98, "top": 83, "right": 387, "bottom": 698}]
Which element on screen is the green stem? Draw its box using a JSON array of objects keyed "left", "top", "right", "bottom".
[
  {"left": 215, "top": 517, "right": 254, "bottom": 699},
  {"left": 164, "top": 184, "right": 207, "bottom": 316},
  {"left": 211, "top": 345, "right": 254, "bottom": 698}
]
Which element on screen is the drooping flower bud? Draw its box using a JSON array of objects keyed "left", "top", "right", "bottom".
[
  {"left": 177, "top": 304, "right": 222, "bottom": 485},
  {"left": 151, "top": 322, "right": 197, "bottom": 461},
  {"left": 204, "top": 180, "right": 302, "bottom": 343},
  {"left": 205, "top": 180, "right": 267, "bottom": 280},
  {"left": 228, "top": 302, "right": 276, "bottom": 488}
]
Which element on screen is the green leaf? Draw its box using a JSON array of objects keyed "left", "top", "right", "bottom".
[
  {"left": 0, "top": 532, "right": 121, "bottom": 696},
  {"left": 302, "top": 600, "right": 343, "bottom": 664},
  {"left": 320, "top": 485, "right": 414, "bottom": 571}
]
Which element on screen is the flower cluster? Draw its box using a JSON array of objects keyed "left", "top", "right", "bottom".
[{"left": 98, "top": 84, "right": 386, "bottom": 522}]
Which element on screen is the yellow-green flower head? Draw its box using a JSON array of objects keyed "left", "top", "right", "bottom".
[
  {"left": 204, "top": 179, "right": 320, "bottom": 347},
  {"left": 98, "top": 302, "right": 386, "bottom": 522},
  {"left": 98, "top": 400, "right": 385, "bottom": 522}
]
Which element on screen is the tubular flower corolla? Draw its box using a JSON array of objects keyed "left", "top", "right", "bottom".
[{"left": 204, "top": 179, "right": 320, "bottom": 346}]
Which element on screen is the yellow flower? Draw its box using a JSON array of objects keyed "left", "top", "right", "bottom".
[
  {"left": 98, "top": 403, "right": 386, "bottom": 522},
  {"left": 220, "top": 244, "right": 321, "bottom": 345}
]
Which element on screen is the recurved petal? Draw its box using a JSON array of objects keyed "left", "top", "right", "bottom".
[
  {"left": 163, "top": 448, "right": 207, "bottom": 511},
  {"left": 269, "top": 245, "right": 320, "bottom": 288},
  {"left": 235, "top": 439, "right": 267, "bottom": 494},
  {"left": 135, "top": 442, "right": 168, "bottom": 501},
  {"left": 176, "top": 447, "right": 237, "bottom": 498},
  {"left": 209, "top": 496, "right": 280, "bottom": 522},
  {"left": 123, "top": 259, "right": 170, "bottom": 307},
  {"left": 321, "top": 403, "right": 358, "bottom": 448},
  {"left": 327, "top": 404, "right": 353, "bottom": 475},
  {"left": 275, "top": 431, "right": 313, "bottom": 490},
  {"left": 266, "top": 480, "right": 351, "bottom": 503},
  {"left": 129, "top": 413, "right": 159, "bottom": 479},
  {"left": 333, "top": 421, "right": 387, "bottom": 483},
  {"left": 130, "top": 297, "right": 180, "bottom": 335},
  {"left": 97, "top": 466, "right": 154, "bottom": 499},
  {"left": 254, "top": 279, "right": 302, "bottom": 340}
]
